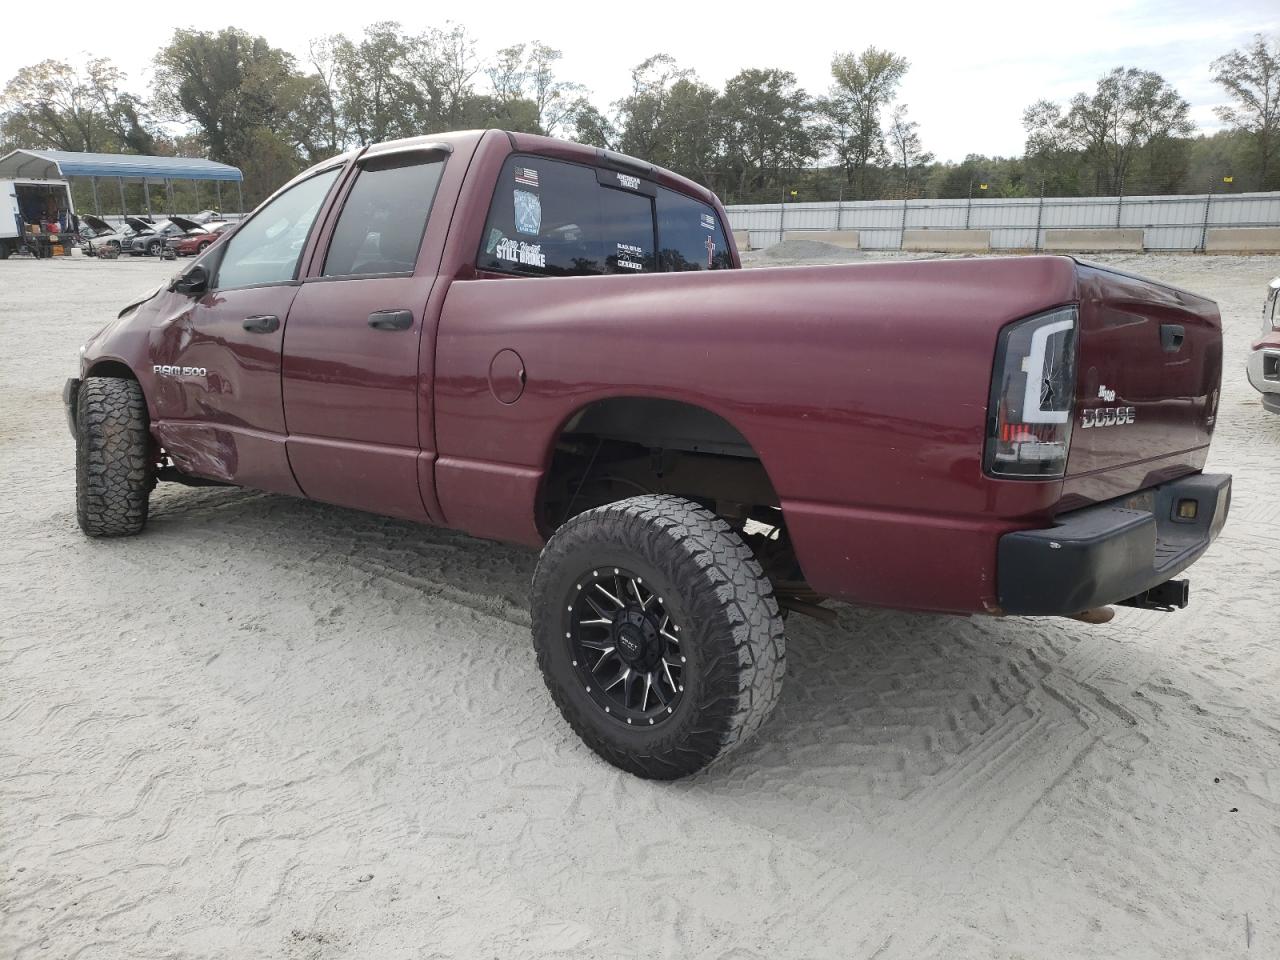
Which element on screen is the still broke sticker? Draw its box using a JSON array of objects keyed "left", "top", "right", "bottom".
[{"left": 495, "top": 238, "right": 546, "bottom": 268}]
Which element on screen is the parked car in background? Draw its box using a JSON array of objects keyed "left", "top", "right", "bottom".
[
  {"left": 1248, "top": 277, "right": 1280, "bottom": 414},
  {"left": 81, "top": 215, "right": 154, "bottom": 258},
  {"left": 169, "top": 221, "right": 232, "bottom": 257},
  {"left": 126, "top": 216, "right": 206, "bottom": 257}
]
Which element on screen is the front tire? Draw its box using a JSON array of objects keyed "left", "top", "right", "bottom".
[
  {"left": 75, "top": 377, "right": 152, "bottom": 537},
  {"left": 532, "top": 495, "right": 785, "bottom": 779}
]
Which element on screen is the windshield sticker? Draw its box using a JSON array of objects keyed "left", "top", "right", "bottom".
[
  {"left": 705, "top": 236, "right": 716, "bottom": 268},
  {"left": 615, "top": 242, "right": 644, "bottom": 271},
  {"left": 700, "top": 212, "right": 717, "bottom": 231},
  {"left": 514, "top": 189, "right": 542, "bottom": 236},
  {"left": 496, "top": 238, "right": 546, "bottom": 269},
  {"left": 514, "top": 166, "right": 540, "bottom": 188},
  {"left": 615, "top": 172, "right": 640, "bottom": 190},
  {"left": 485, "top": 227, "right": 505, "bottom": 254}
]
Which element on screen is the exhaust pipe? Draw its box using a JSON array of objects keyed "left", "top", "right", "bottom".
[
  {"left": 1118, "top": 579, "right": 1190, "bottom": 613},
  {"left": 1069, "top": 607, "right": 1115, "bottom": 624}
]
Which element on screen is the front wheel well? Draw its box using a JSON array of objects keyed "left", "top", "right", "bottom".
[{"left": 85, "top": 359, "right": 138, "bottom": 382}]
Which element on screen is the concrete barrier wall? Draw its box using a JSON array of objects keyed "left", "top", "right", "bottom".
[
  {"left": 902, "top": 229, "right": 990, "bottom": 252},
  {"left": 783, "top": 230, "right": 860, "bottom": 249},
  {"left": 1204, "top": 228, "right": 1280, "bottom": 253},
  {"left": 1043, "top": 228, "right": 1144, "bottom": 252},
  {"left": 733, "top": 229, "right": 752, "bottom": 252}
]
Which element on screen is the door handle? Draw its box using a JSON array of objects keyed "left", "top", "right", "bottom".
[
  {"left": 1160, "top": 323, "right": 1185, "bottom": 353},
  {"left": 368, "top": 309, "right": 414, "bottom": 331},
  {"left": 243, "top": 314, "right": 280, "bottom": 334}
]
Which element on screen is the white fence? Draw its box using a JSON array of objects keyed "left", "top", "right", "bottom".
[{"left": 725, "top": 191, "right": 1280, "bottom": 252}]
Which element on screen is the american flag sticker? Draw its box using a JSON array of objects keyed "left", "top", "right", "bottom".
[{"left": 514, "top": 166, "right": 539, "bottom": 188}]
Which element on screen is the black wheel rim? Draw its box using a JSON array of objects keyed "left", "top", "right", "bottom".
[{"left": 567, "top": 566, "right": 685, "bottom": 726}]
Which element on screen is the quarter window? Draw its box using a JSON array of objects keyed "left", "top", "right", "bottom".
[
  {"left": 323, "top": 156, "right": 445, "bottom": 277},
  {"left": 214, "top": 168, "right": 339, "bottom": 290}
]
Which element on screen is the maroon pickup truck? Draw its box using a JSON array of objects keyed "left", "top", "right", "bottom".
[{"left": 66, "top": 130, "right": 1230, "bottom": 778}]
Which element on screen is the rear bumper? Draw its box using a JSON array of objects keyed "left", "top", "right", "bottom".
[
  {"left": 997, "top": 472, "right": 1231, "bottom": 616},
  {"left": 63, "top": 377, "right": 80, "bottom": 439}
]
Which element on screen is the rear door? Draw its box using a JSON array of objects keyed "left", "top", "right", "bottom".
[
  {"left": 146, "top": 166, "right": 342, "bottom": 493},
  {"left": 281, "top": 146, "right": 448, "bottom": 521}
]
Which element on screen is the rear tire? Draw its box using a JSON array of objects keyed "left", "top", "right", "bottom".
[
  {"left": 75, "top": 377, "right": 152, "bottom": 537},
  {"left": 532, "top": 494, "right": 785, "bottom": 779}
]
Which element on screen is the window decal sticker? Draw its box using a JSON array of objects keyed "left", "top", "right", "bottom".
[
  {"left": 514, "top": 189, "right": 542, "bottom": 236},
  {"left": 485, "top": 227, "right": 505, "bottom": 254},
  {"left": 700, "top": 212, "right": 717, "bottom": 231},
  {"left": 514, "top": 166, "right": 540, "bottom": 188},
  {"left": 615, "top": 241, "right": 644, "bottom": 271},
  {"left": 705, "top": 236, "right": 716, "bottom": 268},
  {"left": 616, "top": 172, "right": 640, "bottom": 190},
  {"left": 495, "top": 237, "right": 546, "bottom": 268}
]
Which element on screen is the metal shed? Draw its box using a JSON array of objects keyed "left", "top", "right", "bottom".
[{"left": 0, "top": 149, "right": 245, "bottom": 220}]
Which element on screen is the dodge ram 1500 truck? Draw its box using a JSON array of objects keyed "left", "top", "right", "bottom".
[{"left": 65, "top": 130, "right": 1231, "bottom": 778}]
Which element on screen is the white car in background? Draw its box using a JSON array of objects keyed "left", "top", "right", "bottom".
[{"left": 1247, "top": 277, "right": 1280, "bottom": 415}]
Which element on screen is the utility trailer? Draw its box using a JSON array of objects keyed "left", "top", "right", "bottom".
[{"left": 1, "top": 177, "right": 77, "bottom": 259}]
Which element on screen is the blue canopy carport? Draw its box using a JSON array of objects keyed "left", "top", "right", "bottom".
[{"left": 0, "top": 149, "right": 244, "bottom": 220}]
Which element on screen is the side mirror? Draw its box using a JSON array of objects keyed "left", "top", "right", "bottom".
[{"left": 171, "top": 264, "right": 209, "bottom": 297}]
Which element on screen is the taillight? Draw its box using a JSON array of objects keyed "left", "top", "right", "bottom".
[{"left": 984, "top": 306, "right": 1078, "bottom": 479}]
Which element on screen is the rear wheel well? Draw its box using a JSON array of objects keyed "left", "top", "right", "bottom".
[{"left": 538, "top": 398, "right": 806, "bottom": 592}]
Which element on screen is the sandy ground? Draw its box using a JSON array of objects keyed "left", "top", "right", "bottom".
[{"left": 2, "top": 250, "right": 1279, "bottom": 960}]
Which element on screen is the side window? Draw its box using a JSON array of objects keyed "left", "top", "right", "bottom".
[
  {"left": 323, "top": 156, "right": 444, "bottom": 277},
  {"left": 477, "top": 156, "right": 656, "bottom": 277},
  {"left": 656, "top": 187, "right": 732, "bottom": 271},
  {"left": 215, "top": 168, "right": 339, "bottom": 290}
]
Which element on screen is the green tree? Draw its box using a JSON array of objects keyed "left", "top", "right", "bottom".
[
  {"left": 886, "top": 103, "right": 933, "bottom": 196},
  {"left": 153, "top": 28, "right": 303, "bottom": 164},
  {"left": 720, "top": 68, "right": 815, "bottom": 201},
  {"left": 820, "top": 47, "right": 909, "bottom": 198},
  {"left": 615, "top": 54, "right": 695, "bottom": 161},
  {"left": 1023, "top": 67, "right": 1193, "bottom": 194},
  {"left": 1212, "top": 33, "right": 1280, "bottom": 189},
  {"left": 1, "top": 58, "right": 157, "bottom": 154}
]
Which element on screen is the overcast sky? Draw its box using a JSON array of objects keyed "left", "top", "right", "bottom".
[{"left": 3, "top": 0, "right": 1276, "bottom": 162}]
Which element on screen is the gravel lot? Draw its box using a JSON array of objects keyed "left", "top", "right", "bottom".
[{"left": 2, "top": 251, "right": 1278, "bottom": 959}]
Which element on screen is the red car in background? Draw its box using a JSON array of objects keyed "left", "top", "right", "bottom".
[{"left": 169, "top": 221, "right": 233, "bottom": 257}]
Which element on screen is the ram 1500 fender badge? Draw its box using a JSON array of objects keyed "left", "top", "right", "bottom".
[
  {"left": 153, "top": 364, "right": 207, "bottom": 378},
  {"left": 1081, "top": 406, "right": 1136, "bottom": 428}
]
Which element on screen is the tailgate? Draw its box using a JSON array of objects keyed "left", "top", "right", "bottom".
[{"left": 1065, "top": 262, "right": 1221, "bottom": 485}]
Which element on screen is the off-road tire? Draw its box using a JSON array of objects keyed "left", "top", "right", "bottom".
[
  {"left": 75, "top": 377, "right": 151, "bottom": 537},
  {"left": 532, "top": 494, "right": 786, "bottom": 779},
  {"left": 0, "top": 240, "right": 12, "bottom": 259}
]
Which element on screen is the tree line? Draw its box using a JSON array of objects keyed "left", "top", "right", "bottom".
[{"left": 1, "top": 24, "right": 1276, "bottom": 208}]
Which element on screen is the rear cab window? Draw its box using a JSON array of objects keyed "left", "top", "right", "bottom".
[{"left": 477, "top": 155, "right": 730, "bottom": 278}]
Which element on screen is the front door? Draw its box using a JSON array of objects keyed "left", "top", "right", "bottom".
[
  {"left": 282, "top": 150, "right": 447, "bottom": 522},
  {"left": 147, "top": 166, "right": 342, "bottom": 494}
]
